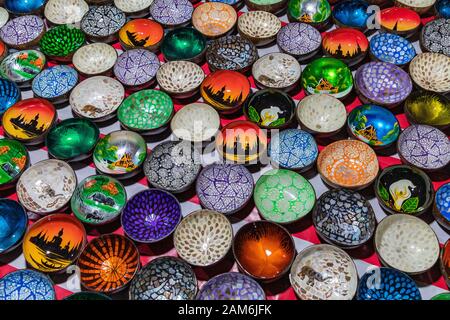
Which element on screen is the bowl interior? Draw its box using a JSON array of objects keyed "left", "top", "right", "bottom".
[
  {"left": 45, "top": 0, "right": 89, "bottom": 25},
  {"left": 0, "top": 50, "right": 46, "bottom": 84},
  {"left": 40, "top": 25, "right": 86, "bottom": 58},
  {"left": 118, "top": 19, "right": 164, "bottom": 49},
  {"left": 207, "top": 36, "right": 258, "bottom": 70},
  {"left": 0, "top": 270, "right": 55, "bottom": 300},
  {"left": 0, "top": 199, "right": 27, "bottom": 253},
  {"left": 192, "top": 3, "right": 237, "bottom": 37},
  {"left": 114, "top": 49, "right": 160, "bottom": 86},
  {"left": 436, "top": 183, "right": 450, "bottom": 222},
  {"left": 114, "top": 0, "right": 154, "bottom": 13},
  {"left": 73, "top": 43, "right": 117, "bottom": 75},
  {"left": 238, "top": 11, "right": 281, "bottom": 38},
  {"left": 252, "top": 53, "right": 301, "bottom": 89},
  {"left": 333, "top": 0, "right": 369, "bottom": 28},
  {"left": 0, "top": 79, "right": 21, "bottom": 114},
  {"left": 277, "top": 22, "right": 322, "bottom": 56},
  {"left": 81, "top": 5, "right": 126, "bottom": 37},
  {"left": 157, "top": 61, "right": 205, "bottom": 93},
  {"left": 379, "top": 7, "right": 421, "bottom": 32},
  {"left": 409, "top": 53, "right": 450, "bottom": 93},
  {"left": 161, "top": 28, "right": 206, "bottom": 61},
  {"left": 442, "top": 240, "right": 450, "bottom": 282},
  {"left": 32, "top": 65, "right": 78, "bottom": 99},
  {"left": 422, "top": 18, "right": 450, "bottom": 56},
  {"left": 0, "top": 15, "right": 45, "bottom": 47},
  {"left": 404, "top": 91, "right": 450, "bottom": 127},
  {"left": 370, "top": 33, "right": 416, "bottom": 65},
  {"left": 5, "top": 0, "right": 46, "bottom": 14},
  {"left": 397, "top": 0, "right": 435, "bottom": 7},
  {"left": 0, "top": 139, "right": 28, "bottom": 186},
  {"left": 150, "top": 0, "right": 194, "bottom": 26}
]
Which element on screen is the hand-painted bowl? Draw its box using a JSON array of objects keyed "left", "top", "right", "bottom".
[
  {"left": 409, "top": 53, "right": 450, "bottom": 93},
  {"left": 118, "top": 90, "right": 174, "bottom": 134},
  {"left": 404, "top": 91, "right": 450, "bottom": 129},
  {"left": 64, "top": 292, "right": 112, "bottom": 300},
  {"left": 254, "top": 169, "right": 315, "bottom": 224},
  {"left": 197, "top": 272, "right": 265, "bottom": 300},
  {"left": 192, "top": 2, "right": 237, "bottom": 38},
  {"left": 379, "top": 7, "right": 421, "bottom": 38},
  {"left": 23, "top": 213, "right": 86, "bottom": 273},
  {"left": 31, "top": 65, "right": 78, "bottom": 104},
  {"left": 114, "top": 49, "right": 160, "bottom": 89},
  {"left": 174, "top": 209, "right": 233, "bottom": 267},
  {"left": 268, "top": 129, "right": 318, "bottom": 171},
  {"left": 206, "top": 35, "right": 258, "bottom": 73},
  {"left": 431, "top": 292, "right": 450, "bottom": 300},
  {"left": 170, "top": 103, "right": 220, "bottom": 143},
  {"left": 317, "top": 139, "right": 379, "bottom": 190},
  {"left": 375, "top": 214, "right": 440, "bottom": 274},
  {"left": 39, "top": 25, "right": 85, "bottom": 62},
  {"left": 237, "top": 11, "right": 281, "bottom": 47},
  {"left": 347, "top": 104, "right": 400, "bottom": 148},
  {"left": 434, "top": 182, "right": 450, "bottom": 230},
  {"left": 4, "top": 0, "right": 46, "bottom": 15},
  {"left": 0, "top": 39, "right": 7, "bottom": 62},
  {"left": 44, "top": 0, "right": 89, "bottom": 26},
  {"left": 161, "top": 28, "right": 207, "bottom": 64},
  {"left": 233, "top": 220, "right": 295, "bottom": 281},
  {"left": 129, "top": 256, "right": 197, "bottom": 300},
  {"left": 301, "top": 57, "right": 353, "bottom": 99},
  {"left": 114, "top": 0, "right": 154, "bottom": 17},
  {"left": 332, "top": 0, "right": 369, "bottom": 30},
  {"left": 0, "top": 15, "right": 45, "bottom": 50},
  {"left": 118, "top": 19, "right": 164, "bottom": 52},
  {"left": 0, "top": 138, "right": 29, "bottom": 190},
  {"left": 0, "top": 270, "right": 55, "bottom": 300},
  {"left": 287, "top": 0, "right": 331, "bottom": 29},
  {"left": 0, "top": 50, "right": 46, "bottom": 88},
  {"left": 0, "top": 199, "right": 27, "bottom": 254},
  {"left": 0, "top": 8, "right": 8, "bottom": 29},
  {"left": 244, "top": 0, "right": 287, "bottom": 14},
  {"left": 78, "top": 234, "right": 140, "bottom": 293},
  {"left": 157, "top": 61, "right": 204, "bottom": 99},
  {"left": 252, "top": 53, "right": 301, "bottom": 91},
  {"left": 322, "top": 28, "right": 368, "bottom": 66},
  {"left": 70, "top": 76, "right": 125, "bottom": 122},
  {"left": 277, "top": 22, "right": 322, "bottom": 61},
  {"left": 216, "top": 120, "right": 268, "bottom": 165},
  {"left": 150, "top": 0, "right": 194, "bottom": 28},
  {"left": 357, "top": 268, "right": 422, "bottom": 300},
  {"left": 80, "top": 5, "right": 126, "bottom": 43},
  {"left": 200, "top": 70, "right": 251, "bottom": 114},
  {"left": 2, "top": 98, "right": 56, "bottom": 145},
  {"left": 73, "top": 43, "right": 117, "bottom": 77},
  {"left": 398, "top": 124, "right": 450, "bottom": 171},
  {"left": 421, "top": 19, "right": 450, "bottom": 56},
  {"left": 290, "top": 244, "right": 358, "bottom": 300},
  {"left": 369, "top": 33, "right": 416, "bottom": 67},
  {"left": 442, "top": 239, "right": 450, "bottom": 287},
  {"left": 93, "top": 131, "right": 147, "bottom": 179},
  {"left": 395, "top": 0, "right": 436, "bottom": 14},
  {"left": 143, "top": 140, "right": 201, "bottom": 193},
  {"left": 196, "top": 163, "right": 254, "bottom": 215},
  {"left": 436, "top": 0, "right": 450, "bottom": 17},
  {"left": 0, "top": 78, "right": 20, "bottom": 116},
  {"left": 244, "top": 89, "right": 296, "bottom": 130}
]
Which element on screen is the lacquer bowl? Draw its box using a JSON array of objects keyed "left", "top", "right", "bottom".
[
  {"left": 436, "top": 0, "right": 450, "bottom": 17},
  {"left": 93, "top": 131, "right": 147, "bottom": 179},
  {"left": 78, "top": 234, "right": 140, "bottom": 293},
  {"left": 369, "top": 33, "right": 416, "bottom": 67},
  {"left": 296, "top": 94, "right": 347, "bottom": 136},
  {"left": 114, "top": 49, "right": 160, "bottom": 89},
  {"left": 268, "top": 129, "right": 318, "bottom": 171},
  {"left": 432, "top": 293, "right": 450, "bottom": 300},
  {"left": 44, "top": 0, "right": 89, "bottom": 26},
  {"left": 0, "top": 78, "right": 20, "bottom": 116},
  {"left": 0, "top": 270, "right": 55, "bottom": 300},
  {"left": 317, "top": 139, "right": 379, "bottom": 190},
  {"left": 80, "top": 5, "right": 126, "bottom": 43},
  {"left": 129, "top": 256, "right": 197, "bottom": 300},
  {"left": 357, "top": 268, "right": 422, "bottom": 300},
  {"left": 355, "top": 62, "right": 412, "bottom": 107},
  {"left": 301, "top": 57, "right": 353, "bottom": 99},
  {"left": 206, "top": 35, "right": 258, "bottom": 73},
  {"left": 442, "top": 239, "right": 450, "bottom": 288},
  {"left": 161, "top": 28, "right": 207, "bottom": 64},
  {"left": 4, "top": 0, "right": 46, "bottom": 15},
  {"left": 156, "top": 61, "right": 205, "bottom": 98},
  {"left": 31, "top": 65, "right": 78, "bottom": 104},
  {"left": 252, "top": 53, "right": 301, "bottom": 91},
  {"left": 0, "top": 39, "right": 7, "bottom": 62},
  {"left": 404, "top": 91, "right": 450, "bottom": 129},
  {"left": 209, "top": 0, "right": 243, "bottom": 8},
  {"left": 200, "top": 70, "right": 251, "bottom": 114},
  {"left": 196, "top": 163, "right": 254, "bottom": 215},
  {"left": 332, "top": 0, "right": 369, "bottom": 30},
  {"left": 245, "top": 0, "right": 287, "bottom": 14},
  {"left": 39, "top": 25, "right": 86, "bottom": 62},
  {"left": 395, "top": 0, "right": 436, "bottom": 14},
  {"left": 421, "top": 19, "right": 450, "bottom": 56},
  {"left": 192, "top": 2, "right": 237, "bottom": 38},
  {"left": 277, "top": 22, "right": 322, "bottom": 61},
  {"left": 287, "top": 0, "right": 331, "bottom": 29},
  {"left": 118, "top": 90, "right": 174, "bottom": 135},
  {"left": 398, "top": 124, "right": 450, "bottom": 171},
  {"left": 0, "top": 50, "right": 46, "bottom": 88},
  {"left": 23, "top": 213, "right": 86, "bottom": 273},
  {"left": 150, "top": 0, "right": 194, "bottom": 28},
  {"left": 0, "top": 138, "right": 29, "bottom": 190},
  {"left": 0, "top": 199, "right": 27, "bottom": 254},
  {"left": 347, "top": 104, "right": 400, "bottom": 148},
  {"left": 237, "top": 11, "right": 281, "bottom": 46},
  {"left": 197, "top": 272, "right": 265, "bottom": 300},
  {"left": 290, "top": 244, "right": 358, "bottom": 300},
  {"left": 243, "top": 89, "right": 296, "bottom": 130},
  {"left": 143, "top": 140, "right": 201, "bottom": 193},
  {"left": 434, "top": 182, "right": 450, "bottom": 230},
  {"left": 64, "top": 292, "right": 112, "bottom": 300},
  {"left": 0, "top": 8, "right": 8, "bottom": 29},
  {"left": 174, "top": 210, "right": 233, "bottom": 267},
  {"left": 0, "top": 15, "right": 45, "bottom": 50},
  {"left": 254, "top": 169, "right": 315, "bottom": 224},
  {"left": 114, "top": 0, "right": 154, "bottom": 17},
  {"left": 70, "top": 76, "right": 125, "bottom": 122},
  {"left": 322, "top": 28, "right": 368, "bottom": 67},
  {"left": 73, "top": 43, "right": 117, "bottom": 77},
  {"left": 2, "top": 98, "right": 56, "bottom": 145},
  {"left": 379, "top": 7, "right": 421, "bottom": 38},
  {"left": 409, "top": 53, "right": 450, "bottom": 93},
  {"left": 375, "top": 214, "right": 440, "bottom": 274},
  {"left": 170, "top": 103, "right": 220, "bottom": 143},
  {"left": 118, "top": 18, "right": 164, "bottom": 52},
  {"left": 233, "top": 220, "right": 295, "bottom": 281}
]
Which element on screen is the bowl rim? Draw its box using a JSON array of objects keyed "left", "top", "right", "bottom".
[
  {"left": 72, "top": 43, "right": 118, "bottom": 76},
  {"left": 192, "top": 2, "right": 238, "bottom": 37},
  {"left": 237, "top": 10, "right": 282, "bottom": 40},
  {"left": 156, "top": 60, "right": 206, "bottom": 95},
  {"left": 0, "top": 268, "right": 56, "bottom": 300},
  {"left": 0, "top": 198, "right": 29, "bottom": 254}
]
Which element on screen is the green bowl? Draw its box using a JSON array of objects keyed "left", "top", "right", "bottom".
[
  {"left": 161, "top": 27, "right": 207, "bottom": 64},
  {"left": 39, "top": 25, "right": 86, "bottom": 62}
]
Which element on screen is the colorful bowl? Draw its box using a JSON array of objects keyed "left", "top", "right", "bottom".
[
  {"left": 436, "top": 0, "right": 450, "bottom": 17},
  {"left": 0, "top": 50, "right": 46, "bottom": 87},
  {"left": 78, "top": 234, "right": 140, "bottom": 293},
  {"left": 421, "top": 18, "right": 450, "bottom": 56},
  {"left": 73, "top": 43, "right": 117, "bottom": 77},
  {"left": 290, "top": 244, "right": 358, "bottom": 300},
  {"left": 237, "top": 11, "right": 281, "bottom": 46},
  {"left": 379, "top": 7, "right": 421, "bottom": 38},
  {"left": 434, "top": 182, "right": 450, "bottom": 230},
  {"left": 287, "top": 0, "right": 331, "bottom": 29},
  {"left": 254, "top": 169, "right": 315, "bottom": 224},
  {"left": 369, "top": 33, "right": 416, "bottom": 66},
  {"left": 44, "top": 0, "right": 89, "bottom": 26},
  {"left": 80, "top": 5, "right": 126, "bottom": 43},
  {"left": 150, "top": 0, "right": 193, "bottom": 28},
  {"left": 161, "top": 28, "right": 207, "bottom": 64},
  {"left": 0, "top": 138, "right": 29, "bottom": 190},
  {"left": 114, "top": 49, "right": 160, "bottom": 89},
  {"left": 31, "top": 65, "right": 78, "bottom": 104},
  {"left": 143, "top": 140, "right": 201, "bottom": 193},
  {"left": 118, "top": 18, "right": 164, "bottom": 51},
  {"left": 395, "top": 0, "right": 436, "bottom": 14},
  {"left": 4, "top": 0, "right": 46, "bottom": 15},
  {"left": 192, "top": 2, "right": 237, "bottom": 38},
  {"left": 233, "top": 220, "right": 295, "bottom": 281},
  {"left": 157, "top": 61, "right": 205, "bottom": 99},
  {"left": 64, "top": 292, "right": 112, "bottom": 300},
  {"left": 332, "top": 0, "right": 369, "bottom": 30},
  {"left": 431, "top": 292, "right": 450, "bottom": 300},
  {"left": 93, "top": 130, "right": 147, "bottom": 179},
  {"left": 0, "top": 15, "right": 45, "bottom": 50},
  {"left": 442, "top": 239, "right": 450, "bottom": 287},
  {"left": 357, "top": 268, "right": 422, "bottom": 300},
  {"left": 317, "top": 139, "right": 379, "bottom": 190},
  {"left": 322, "top": 28, "right": 368, "bottom": 66},
  {"left": 196, "top": 163, "right": 254, "bottom": 215},
  {"left": 409, "top": 53, "right": 450, "bottom": 93},
  {"left": 209, "top": 0, "right": 243, "bottom": 6},
  {"left": 23, "top": 213, "right": 86, "bottom": 273},
  {"left": 244, "top": 0, "right": 287, "bottom": 13},
  {"left": 0, "top": 270, "right": 55, "bottom": 300},
  {"left": 0, "top": 8, "right": 8, "bottom": 29},
  {"left": 0, "top": 199, "right": 27, "bottom": 254},
  {"left": 277, "top": 22, "right": 322, "bottom": 60},
  {"left": 39, "top": 25, "right": 85, "bottom": 62},
  {"left": 114, "top": 0, "right": 154, "bottom": 17},
  {"left": 0, "top": 78, "right": 20, "bottom": 116},
  {"left": 404, "top": 90, "right": 450, "bottom": 129},
  {"left": 252, "top": 53, "right": 301, "bottom": 91},
  {"left": 0, "top": 39, "right": 7, "bottom": 62},
  {"left": 129, "top": 256, "right": 197, "bottom": 300}
]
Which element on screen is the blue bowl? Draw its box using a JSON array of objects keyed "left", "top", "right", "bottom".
[
  {"left": 370, "top": 33, "right": 416, "bottom": 66},
  {"left": 357, "top": 268, "right": 421, "bottom": 300},
  {"left": 0, "top": 78, "right": 20, "bottom": 115},
  {"left": 5, "top": 0, "right": 46, "bottom": 15},
  {"left": 434, "top": 182, "right": 450, "bottom": 230},
  {"left": 209, "top": 0, "right": 242, "bottom": 5},
  {"left": 436, "top": 0, "right": 450, "bottom": 18},
  {"left": 32, "top": 65, "right": 78, "bottom": 103},
  {"left": 332, "top": 0, "right": 370, "bottom": 30},
  {"left": 0, "top": 269, "right": 55, "bottom": 300},
  {"left": 0, "top": 199, "right": 28, "bottom": 254}
]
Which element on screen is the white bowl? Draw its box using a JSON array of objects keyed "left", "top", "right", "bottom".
[
  {"left": 0, "top": 7, "right": 9, "bottom": 29},
  {"left": 114, "top": 0, "right": 154, "bottom": 16},
  {"left": 156, "top": 60, "right": 205, "bottom": 98},
  {"left": 252, "top": 52, "right": 301, "bottom": 90},
  {"left": 73, "top": 43, "right": 118, "bottom": 77},
  {"left": 45, "top": 0, "right": 89, "bottom": 26},
  {"left": 409, "top": 53, "right": 450, "bottom": 93}
]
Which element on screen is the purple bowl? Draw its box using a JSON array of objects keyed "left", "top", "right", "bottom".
[
  {"left": 114, "top": 49, "right": 160, "bottom": 88},
  {"left": 197, "top": 272, "right": 266, "bottom": 300},
  {"left": 276, "top": 23, "right": 322, "bottom": 60},
  {"left": 150, "top": 0, "right": 194, "bottom": 27},
  {"left": 355, "top": 62, "right": 412, "bottom": 107},
  {"left": 398, "top": 124, "right": 450, "bottom": 171},
  {"left": 121, "top": 189, "right": 182, "bottom": 243},
  {"left": 0, "top": 15, "right": 44, "bottom": 49}
]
